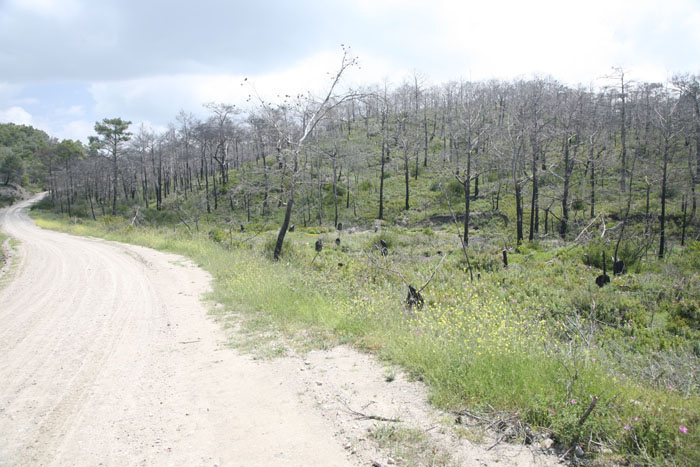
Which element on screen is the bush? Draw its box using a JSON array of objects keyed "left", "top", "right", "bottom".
[
  {"left": 445, "top": 178, "right": 463, "bottom": 198},
  {"left": 358, "top": 179, "right": 374, "bottom": 192},
  {"left": 99, "top": 215, "right": 124, "bottom": 230},
  {"left": 572, "top": 198, "right": 586, "bottom": 211},
  {"left": 208, "top": 227, "right": 225, "bottom": 243},
  {"left": 459, "top": 251, "right": 501, "bottom": 272},
  {"left": 262, "top": 234, "right": 298, "bottom": 260},
  {"left": 364, "top": 230, "right": 399, "bottom": 254},
  {"left": 583, "top": 240, "right": 639, "bottom": 271},
  {"left": 665, "top": 299, "right": 700, "bottom": 331}
]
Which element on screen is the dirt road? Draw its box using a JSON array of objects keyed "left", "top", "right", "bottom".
[{"left": 0, "top": 196, "right": 354, "bottom": 466}]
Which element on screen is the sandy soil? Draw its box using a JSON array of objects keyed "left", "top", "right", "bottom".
[
  {"left": 0, "top": 196, "right": 354, "bottom": 466},
  {"left": 0, "top": 195, "right": 558, "bottom": 467}
]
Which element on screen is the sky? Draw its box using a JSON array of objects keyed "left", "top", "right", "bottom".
[{"left": 1, "top": 0, "right": 699, "bottom": 142}]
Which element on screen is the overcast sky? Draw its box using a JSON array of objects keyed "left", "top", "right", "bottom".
[{"left": 1, "top": 0, "right": 699, "bottom": 142}]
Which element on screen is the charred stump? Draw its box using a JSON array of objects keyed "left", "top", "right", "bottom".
[
  {"left": 335, "top": 237, "right": 341, "bottom": 246},
  {"left": 380, "top": 239, "right": 388, "bottom": 257},
  {"left": 595, "top": 253, "right": 610, "bottom": 287},
  {"left": 613, "top": 259, "right": 626, "bottom": 275},
  {"left": 315, "top": 239, "right": 323, "bottom": 253},
  {"left": 502, "top": 249, "right": 508, "bottom": 268},
  {"left": 406, "top": 285, "right": 424, "bottom": 310}
]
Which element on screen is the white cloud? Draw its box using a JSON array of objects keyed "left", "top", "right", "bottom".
[
  {"left": 8, "top": 0, "right": 82, "bottom": 20},
  {"left": 57, "top": 105, "right": 85, "bottom": 117},
  {"left": 0, "top": 82, "right": 22, "bottom": 105},
  {"left": 0, "top": 106, "right": 33, "bottom": 125},
  {"left": 52, "top": 120, "right": 93, "bottom": 142},
  {"left": 86, "top": 49, "right": 401, "bottom": 127}
]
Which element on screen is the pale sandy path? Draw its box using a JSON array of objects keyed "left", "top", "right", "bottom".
[{"left": 0, "top": 195, "right": 354, "bottom": 467}]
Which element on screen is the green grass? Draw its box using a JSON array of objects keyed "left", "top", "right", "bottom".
[{"left": 30, "top": 208, "right": 700, "bottom": 464}]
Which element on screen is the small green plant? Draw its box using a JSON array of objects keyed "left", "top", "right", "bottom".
[{"left": 208, "top": 227, "right": 225, "bottom": 243}]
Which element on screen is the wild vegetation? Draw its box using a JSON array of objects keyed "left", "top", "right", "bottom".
[{"left": 6, "top": 64, "right": 700, "bottom": 463}]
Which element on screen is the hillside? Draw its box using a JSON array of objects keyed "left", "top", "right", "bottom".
[
  {"left": 0, "top": 122, "right": 51, "bottom": 202},
  {"left": 16, "top": 74, "right": 700, "bottom": 464}
]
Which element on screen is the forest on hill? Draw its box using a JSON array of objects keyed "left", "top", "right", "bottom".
[
  {"left": 0, "top": 123, "right": 49, "bottom": 205},
  {"left": 31, "top": 70, "right": 700, "bottom": 256},
  {"left": 6, "top": 65, "right": 700, "bottom": 463}
]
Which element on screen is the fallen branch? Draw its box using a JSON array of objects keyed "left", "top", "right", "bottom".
[
  {"left": 338, "top": 398, "right": 401, "bottom": 423},
  {"left": 568, "top": 395, "right": 599, "bottom": 456},
  {"left": 577, "top": 395, "right": 598, "bottom": 430},
  {"left": 418, "top": 252, "right": 447, "bottom": 293},
  {"left": 487, "top": 433, "right": 509, "bottom": 451},
  {"left": 130, "top": 206, "right": 140, "bottom": 226},
  {"left": 573, "top": 214, "right": 601, "bottom": 243}
]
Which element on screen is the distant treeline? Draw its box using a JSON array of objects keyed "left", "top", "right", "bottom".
[{"left": 17, "top": 71, "right": 700, "bottom": 255}]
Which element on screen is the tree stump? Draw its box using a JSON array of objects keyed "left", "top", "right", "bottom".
[
  {"left": 595, "top": 253, "right": 610, "bottom": 287},
  {"left": 613, "top": 259, "right": 626, "bottom": 275},
  {"left": 406, "top": 285, "right": 424, "bottom": 310}
]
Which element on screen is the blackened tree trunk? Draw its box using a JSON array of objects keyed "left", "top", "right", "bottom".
[
  {"left": 560, "top": 136, "right": 574, "bottom": 238},
  {"left": 515, "top": 180, "right": 524, "bottom": 244},
  {"left": 659, "top": 145, "right": 669, "bottom": 258},
  {"left": 529, "top": 148, "right": 538, "bottom": 241},
  {"left": 379, "top": 141, "right": 386, "bottom": 219},
  {"left": 274, "top": 155, "right": 297, "bottom": 260},
  {"left": 403, "top": 146, "right": 410, "bottom": 210}
]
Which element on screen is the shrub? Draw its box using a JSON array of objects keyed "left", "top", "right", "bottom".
[
  {"left": 208, "top": 227, "right": 225, "bottom": 243},
  {"left": 446, "top": 178, "right": 463, "bottom": 198},
  {"left": 583, "top": 240, "right": 639, "bottom": 271},
  {"left": 358, "top": 179, "right": 374, "bottom": 192},
  {"left": 459, "top": 251, "right": 501, "bottom": 272},
  {"left": 262, "top": 234, "right": 298, "bottom": 260}
]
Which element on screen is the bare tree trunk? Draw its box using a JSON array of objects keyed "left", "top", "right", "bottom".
[
  {"left": 620, "top": 72, "right": 628, "bottom": 193},
  {"left": 515, "top": 180, "right": 523, "bottom": 244},
  {"left": 590, "top": 149, "right": 596, "bottom": 218},
  {"left": 274, "top": 155, "right": 297, "bottom": 260},
  {"left": 404, "top": 148, "right": 410, "bottom": 210},
  {"left": 529, "top": 149, "right": 538, "bottom": 241},
  {"left": 560, "top": 137, "right": 573, "bottom": 238},
  {"left": 333, "top": 156, "right": 339, "bottom": 227},
  {"left": 659, "top": 146, "right": 669, "bottom": 258},
  {"left": 111, "top": 151, "right": 118, "bottom": 216}
]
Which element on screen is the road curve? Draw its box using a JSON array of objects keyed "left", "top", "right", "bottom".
[{"left": 0, "top": 195, "right": 353, "bottom": 466}]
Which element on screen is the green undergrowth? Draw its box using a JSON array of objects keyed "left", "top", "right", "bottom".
[{"left": 31, "top": 210, "right": 700, "bottom": 464}]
